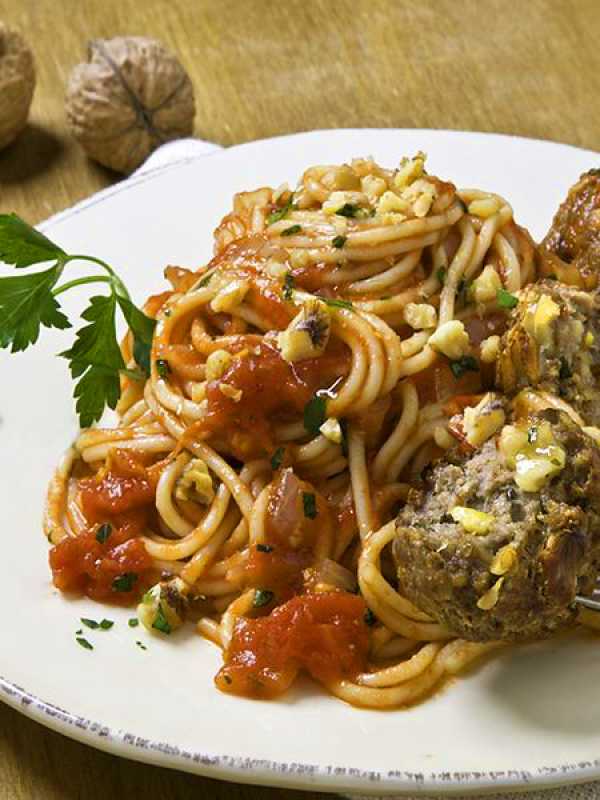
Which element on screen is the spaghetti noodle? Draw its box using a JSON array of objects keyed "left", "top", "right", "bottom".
[{"left": 45, "top": 153, "right": 543, "bottom": 707}]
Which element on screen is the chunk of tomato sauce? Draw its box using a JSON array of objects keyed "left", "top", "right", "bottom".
[
  {"left": 49, "top": 509, "right": 156, "bottom": 604},
  {"left": 191, "top": 341, "right": 350, "bottom": 458},
  {"left": 215, "top": 591, "right": 370, "bottom": 699},
  {"left": 49, "top": 450, "right": 161, "bottom": 605},
  {"left": 78, "top": 449, "right": 162, "bottom": 523}
]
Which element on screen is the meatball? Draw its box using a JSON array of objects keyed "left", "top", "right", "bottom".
[
  {"left": 540, "top": 169, "right": 600, "bottom": 289},
  {"left": 495, "top": 280, "right": 600, "bottom": 425},
  {"left": 394, "top": 409, "right": 600, "bottom": 641}
]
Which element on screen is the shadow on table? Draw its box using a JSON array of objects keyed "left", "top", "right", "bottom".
[{"left": 0, "top": 123, "right": 64, "bottom": 185}]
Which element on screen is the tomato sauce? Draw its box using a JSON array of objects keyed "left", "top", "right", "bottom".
[
  {"left": 78, "top": 449, "right": 158, "bottom": 522},
  {"left": 49, "top": 450, "right": 160, "bottom": 605},
  {"left": 192, "top": 341, "right": 349, "bottom": 458},
  {"left": 49, "top": 510, "right": 156, "bottom": 604},
  {"left": 215, "top": 591, "right": 370, "bottom": 699}
]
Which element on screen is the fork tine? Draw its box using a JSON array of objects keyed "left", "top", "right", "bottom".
[{"left": 576, "top": 595, "right": 600, "bottom": 611}]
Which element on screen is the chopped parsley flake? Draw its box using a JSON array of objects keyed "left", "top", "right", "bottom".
[
  {"left": 335, "top": 203, "right": 360, "bottom": 218},
  {"left": 99, "top": 619, "right": 114, "bottom": 630},
  {"left": 128, "top": 618, "right": 139, "bottom": 628},
  {"left": 283, "top": 272, "right": 295, "bottom": 301},
  {"left": 303, "top": 394, "right": 327, "bottom": 435},
  {"left": 559, "top": 357, "right": 572, "bottom": 380},
  {"left": 270, "top": 446, "right": 285, "bottom": 471},
  {"left": 332, "top": 235, "right": 347, "bottom": 249},
  {"left": 155, "top": 358, "right": 171, "bottom": 378},
  {"left": 302, "top": 492, "right": 318, "bottom": 519},
  {"left": 136, "top": 640, "right": 147, "bottom": 650},
  {"left": 253, "top": 588, "right": 274, "bottom": 608},
  {"left": 95, "top": 523, "right": 112, "bottom": 544},
  {"left": 497, "top": 288, "right": 518, "bottom": 309},
  {"left": 364, "top": 609, "right": 377, "bottom": 627},
  {"left": 449, "top": 355, "right": 479, "bottom": 379},
  {"left": 322, "top": 297, "right": 353, "bottom": 311},
  {"left": 112, "top": 572, "right": 138, "bottom": 592},
  {"left": 436, "top": 267, "right": 447, "bottom": 284},
  {"left": 197, "top": 270, "right": 214, "bottom": 288},
  {"left": 152, "top": 605, "right": 172, "bottom": 635},
  {"left": 281, "top": 224, "right": 301, "bottom": 237},
  {"left": 266, "top": 196, "right": 295, "bottom": 225},
  {"left": 76, "top": 636, "right": 93, "bottom": 651},
  {"left": 81, "top": 618, "right": 99, "bottom": 629}
]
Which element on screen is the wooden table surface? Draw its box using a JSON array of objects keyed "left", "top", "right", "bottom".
[{"left": 1, "top": 1, "right": 599, "bottom": 798}]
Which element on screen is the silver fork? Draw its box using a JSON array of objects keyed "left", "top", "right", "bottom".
[{"left": 576, "top": 582, "right": 600, "bottom": 611}]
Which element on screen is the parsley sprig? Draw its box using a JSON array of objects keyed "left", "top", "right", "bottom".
[{"left": 0, "top": 214, "right": 156, "bottom": 427}]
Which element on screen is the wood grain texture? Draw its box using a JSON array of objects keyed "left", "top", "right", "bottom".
[{"left": 0, "top": 0, "right": 599, "bottom": 797}]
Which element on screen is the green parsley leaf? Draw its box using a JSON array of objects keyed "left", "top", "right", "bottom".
[
  {"left": 335, "top": 203, "right": 360, "bottom": 218},
  {"left": 152, "top": 605, "right": 172, "bottom": 635},
  {"left": 266, "top": 195, "right": 295, "bottom": 225},
  {"left": 75, "top": 629, "right": 83, "bottom": 635},
  {"left": 302, "top": 492, "right": 318, "bottom": 519},
  {"left": 76, "top": 636, "right": 94, "bottom": 651},
  {"left": 332, "top": 235, "right": 347, "bottom": 249},
  {"left": 0, "top": 213, "right": 158, "bottom": 427},
  {"left": 60, "top": 294, "right": 125, "bottom": 427},
  {"left": 364, "top": 609, "right": 377, "bottom": 627},
  {"left": 0, "top": 214, "right": 66, "bottom": 268},
  {"left": 253, "top": 588, "right": 274, "bottom": 608},
  {"left": 449, "top": 355, "right": 480, "bottom": 379},
  {"left": 81, "top": 618, "right": 99, "bottom": 629},
  {"left": 155, "top": 358, "right": 171, "bottom": 379},
  {"left": 270, "top": 446, "right": 285, "bottom": 471},
  {"left": 303, "top": 394, "right": 327, "bottom": 435},
  {"left": 436, "top": 267, "right": 447, "bottom": 285},
  {"left": 99, "top": 619, "right": 114, "bottom": 630},
  {"left": 0, "top": 265, "right": 71, "bottom": 352},
  {"left": 322, "top": 297, "right": 353, "bottom": 311},
  {"left": 95, "top": 523, "right": 112, "bottom": 544},
  {"left": 497, "top": 288, "right": 518, "bottom": 309},
  {"left": 128, "top": 618, "right": 139, "bottom": 628},
  {"left": 112, "top": 572, "right": 138, "bottom": 592},
  {"left": 117, "top": 295, "right": 156, "bottom": 376},
  {"left": 256, "top": 543, "right": 274, "bottom": 553},
  {"left": 281, "top": 224, "right": 301, "bottom": 237},
  {"left": 283, "top": 272, "right": 295, "bottom": 301}
]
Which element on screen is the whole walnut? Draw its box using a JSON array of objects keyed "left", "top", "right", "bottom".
[
  {"left": 0, "top": 22, "right": 36, "bottom": 150},
  {"left": 66, "top": 37, "right": 195, "bottom": 174}
]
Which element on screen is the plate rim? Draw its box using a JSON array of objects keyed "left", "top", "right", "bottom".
[{"left": 4, "top": 127, "right": 600, "bottom": 797}]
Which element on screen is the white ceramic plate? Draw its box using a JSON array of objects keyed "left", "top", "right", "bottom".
[{"left": 2, "top": 129, "right": 600, "bottom": 798}]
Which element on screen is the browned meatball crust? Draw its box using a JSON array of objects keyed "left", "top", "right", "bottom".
[
  {"left": 394, "top": 410, "right": 600, "bottom": 642},
  {"left": 495, "top": 280, "right": 600, "bottom": 424},
  {"left": 540, "top": 169, "right": 600, "bottom": 289}
]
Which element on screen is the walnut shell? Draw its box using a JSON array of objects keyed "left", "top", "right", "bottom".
[
  {"left": 0, "top": 22, "right": 36, "bottom": 150},
  {"left": 65, "top": 37, "right": 195, "bottom": 174}
]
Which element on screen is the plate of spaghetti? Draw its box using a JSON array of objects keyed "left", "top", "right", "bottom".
[{"left": 2, "top": 128, "right": 600, "bottom": 797}]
